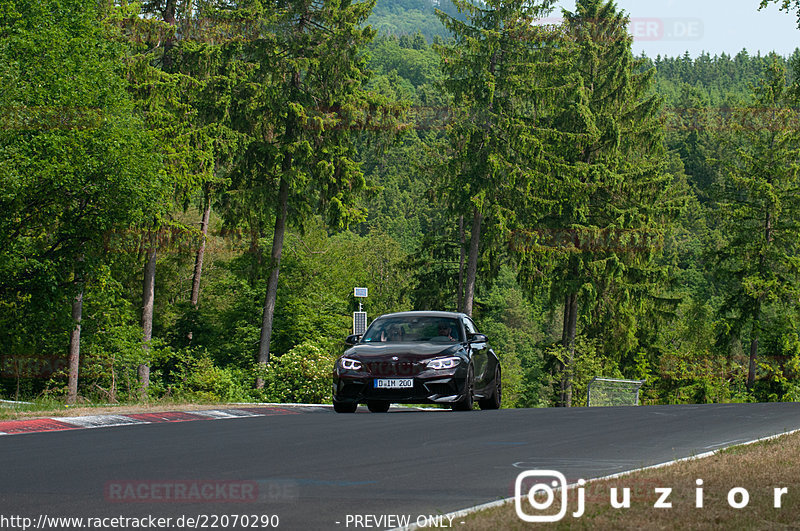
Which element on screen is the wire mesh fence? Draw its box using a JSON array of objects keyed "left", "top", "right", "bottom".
[{"left": 586, "top": 377, "right": 646, "bottom": 407}]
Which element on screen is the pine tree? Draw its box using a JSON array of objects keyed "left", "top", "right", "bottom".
[
  {"left": 711, "top": 57, "right": 800, "bottom": 389},
  {"left": 220, "top": 0, "right": 386, "bottom": 385},
  {"left": 435, "top": 0, "right": 560, "bottom": 316},
  {"left": 534, "top": 0, "right": 670, "bottom": 405}
]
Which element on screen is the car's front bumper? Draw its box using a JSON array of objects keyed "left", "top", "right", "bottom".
[{"left": 333, "top": 368, "right": 467, "bottom": 404}]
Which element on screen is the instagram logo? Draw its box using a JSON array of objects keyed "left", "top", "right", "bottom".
[{"left": 515, "top": 470, "right": 585, "bottom": 522}]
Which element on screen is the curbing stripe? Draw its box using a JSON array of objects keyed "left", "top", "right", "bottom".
[
  {"left": 191, "top": 409, "right": 263, "bottom": 419},
  {"left": 0, "top": 418, "right": 78, "bottom": 435},
  {"left": 0, "top": 407, "right": 290, "bottom": 436},
  {"left": 0, "top": 402, "right": 442, "bottom": 436},
  {"left": 57, "top": 415, "right": 150, "bottom": 428},
  {"left": 390, "top": 427, "right": 800, "bottom": 531},
  {"left": 124, "top": 411, "right": 209, "bottom": 423}
]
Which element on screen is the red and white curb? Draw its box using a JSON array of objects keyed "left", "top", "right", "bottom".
[
  {"left": 0, "top": 402, "right": 443, "bottom": 436},
  {"left": 0, "top": 407, "right": 300, "bottom": 436}
]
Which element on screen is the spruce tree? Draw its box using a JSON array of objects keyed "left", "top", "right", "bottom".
[
  {"left": 711, "top": 57, "right": 800, "bottom": 390},
  {"left": 435, "top": 0, "right": 560, "bottom": 316},
  {"left": 531, "top": 0, "right": 670, "bottom": 405},
  {"left": 120, "top": 0, "right": 242, "bottom": 396},
  {"left": 220, "top": 0, "right": 383, "bottom": 384}
]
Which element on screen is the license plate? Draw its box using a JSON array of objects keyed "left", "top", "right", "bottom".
[{"left": 374, "top": 379, "right": 413, "bottom": 389}]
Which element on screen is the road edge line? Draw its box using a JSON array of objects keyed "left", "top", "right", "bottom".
[{"left": 392, "top": 426, "right": 800, "bottom": 531}]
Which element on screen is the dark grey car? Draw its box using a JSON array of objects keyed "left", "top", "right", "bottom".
[{"left": 332, "top": 311, "right": 502, "bottom": 413}]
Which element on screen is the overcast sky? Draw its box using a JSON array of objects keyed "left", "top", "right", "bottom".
[{"left": 553, "top": 1, "right": 800, "bottom": 58}]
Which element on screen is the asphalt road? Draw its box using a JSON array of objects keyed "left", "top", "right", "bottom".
[{"left": 1, "top": 403, "right": 799, "bottom": 530}]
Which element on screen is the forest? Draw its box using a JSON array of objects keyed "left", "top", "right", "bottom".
[{"left": 2, "top": 0, "right": 800, "bottom": 408}]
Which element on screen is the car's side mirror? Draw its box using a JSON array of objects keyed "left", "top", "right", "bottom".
[
  {"left": 345, "top": 334, "right": 362, "bottom": 346},
  {"left": 468, "top": 333, "right": 488, "bottom": 344}
]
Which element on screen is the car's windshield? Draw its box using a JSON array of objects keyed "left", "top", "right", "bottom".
[{"left": 362, "top": 316, "right": 463, "bottom": 343}]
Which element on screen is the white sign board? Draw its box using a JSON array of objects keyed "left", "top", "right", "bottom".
[{"left": 354, "top": 287, "right": 368, "bottom": 298}]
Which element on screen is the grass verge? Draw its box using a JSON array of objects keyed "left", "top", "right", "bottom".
[{"left": 454, "top": 430, "right": 800, "bottom": 530}]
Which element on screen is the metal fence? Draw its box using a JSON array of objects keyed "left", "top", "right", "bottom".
[{"left": 586, "top": 377, "right": 646, "bottom": 407}]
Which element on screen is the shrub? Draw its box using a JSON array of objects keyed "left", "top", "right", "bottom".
[
  {"left": 262, "top": 340, "right": 336, "bottom": 404},
  {"left": 169, "top": 350, "right": 250, "bottom": 402}
]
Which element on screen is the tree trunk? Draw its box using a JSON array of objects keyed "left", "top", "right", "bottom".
[
  {"left": 162, "top": 0, "right": 178, "bottom": 70},
  {"left": 140, "top": 239, "right": 156, "bottom": 400},
  {"left": 463, "top": 207, "right": 483, "bottom": 317},
  {"left": 256, "top": 175, "right": 290, "bottom": 388},
  {"left": 190, "top": 193, "right": 211, "bottom": 308},
  {"left": 556, "top": 294, "right": 572, "bottom": 407},
  {"left": 560, "top": 292, "right": 578, "bottom": 407},
  {"left": 748, "top": 265, "right": 766, "bottom": 386},
  {"left": 747, "top": 321, "right": 759, "bottom": 389},
  {"left": 13, "top": 358, "right": 20, "bottom": 401},
  {"left": 67, "top": 285, "right": 84, "bottom": 405},
  {"left": 457, "top": 215, "right": 465, "bottom": 312},
  {"left": 560, "top": 254, "right": 579, "bottom": 407},
  {"left": 557, "top": 294, "right": 568, "bottom": 406},
  {"left": 187, "top": 193, "right": 211, "bottom": 343},
  {"left": 748, "top": 210, "right": 772, "bottom": 389}
]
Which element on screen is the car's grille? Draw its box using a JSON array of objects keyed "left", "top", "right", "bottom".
[{"left": 363, "top": 360, "right": 422, "bottom": 378}]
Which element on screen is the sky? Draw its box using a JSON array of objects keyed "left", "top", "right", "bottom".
[{"left": 553, "top": 1, "right": 800, "bottom": 58}]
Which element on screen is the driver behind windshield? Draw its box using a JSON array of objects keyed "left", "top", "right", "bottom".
[
  {"left": 380, "top": 325, "right": 403, "bottom": 342},
  {"left": 363, "top": 317, "right": 459, "bottom": 342},
  {"left": 436, "top": 323, "right": 456, "bottom": 341}
]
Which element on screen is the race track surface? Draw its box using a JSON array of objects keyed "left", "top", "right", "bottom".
[{"left": 1, "top": 403, "right": 799, "bottom": 529}]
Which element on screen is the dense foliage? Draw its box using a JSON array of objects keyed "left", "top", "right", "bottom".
[{"left": 2, "top": 0, "right": 800, "bottom": 407}]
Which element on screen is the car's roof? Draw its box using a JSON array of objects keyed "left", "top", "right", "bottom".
[{"left": 374, "top": 311, "right": 467, "bottom": 320}]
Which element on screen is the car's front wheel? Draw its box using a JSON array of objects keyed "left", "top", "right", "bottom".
[
  {"left": 367, "top": 400, "right": 390, "bottom": 413},
  {"left": 452, "top": 365, "right": 474, "bottom": 411},
  {"left": 333, "top": 399, "right": 357, "bottom": 413},
  {"left": 478, "top": 366, "right": 502, "bottom": 410}
]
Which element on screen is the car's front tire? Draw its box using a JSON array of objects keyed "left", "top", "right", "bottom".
[
  {"left": 333, "top": 399, "right": 357, "bottom": 413},
  {"left": 367, "top": 400, "right": 390, "bottom": 413},
  {"left": 478, "top": 366, "right": 502, "bottom": 410},
  {"left": 452, "top": 365, "right": 474, "bottom": 411}
]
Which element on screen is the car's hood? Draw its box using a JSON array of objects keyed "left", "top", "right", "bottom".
[{"left": 344, "top": 342, "right": 461, "bottom": 362}]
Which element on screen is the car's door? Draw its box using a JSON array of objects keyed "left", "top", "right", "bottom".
[{"left": 463, "top": 317, "right": 490, "bottom": 392}]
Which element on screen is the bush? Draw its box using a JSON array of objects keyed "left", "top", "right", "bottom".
[
  {"left": 262, "top": 340, "right": 336, "bottom": 404},
  {"left": 168, "top": 349, "right": 251, "bottom": 403}
]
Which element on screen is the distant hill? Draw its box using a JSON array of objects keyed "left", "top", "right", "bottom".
[{"left": 367, "top": 0, "right": 461, "bottom": 41}]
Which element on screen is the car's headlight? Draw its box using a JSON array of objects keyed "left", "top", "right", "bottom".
[
  {"left": 339, "top": 357, "right": 362, "bottom": 370},
  {"left": 426, "top": 356, "right": 461, "bottom": 370}
]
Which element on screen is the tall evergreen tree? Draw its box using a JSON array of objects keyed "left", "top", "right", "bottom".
[
  {"left": 119, "top": 0, "right": 245, "bottom": 394},
  {"left": 435, "top": 0, "right": 559, "bottom": 316},
  {"left": 711, "top": 57, "right": 800, "bottom": 389},
  {"left": 529, "top": 0, "right": 670, "bottom": 405},
  {"left": 221, "top": 0, "right": 383, "bottom": 385}
]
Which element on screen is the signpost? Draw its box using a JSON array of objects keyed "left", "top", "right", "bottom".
[{"left": 353, "top": 287, "right": 368, "bottom": 335}]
